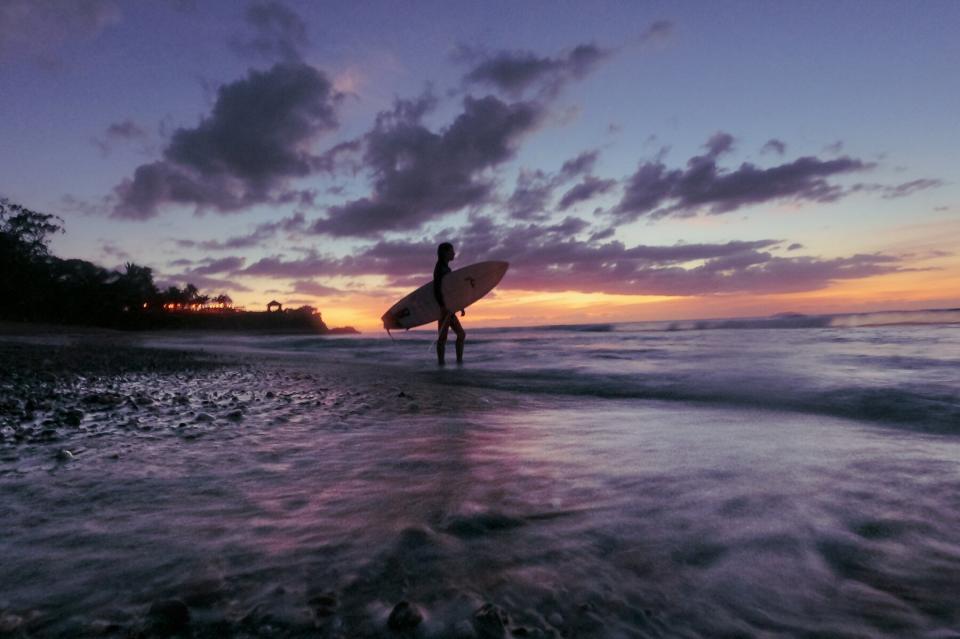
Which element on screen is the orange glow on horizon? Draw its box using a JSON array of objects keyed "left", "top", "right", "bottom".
[{"left": 224, "top": 259, "right": 960, "bottom": 333}]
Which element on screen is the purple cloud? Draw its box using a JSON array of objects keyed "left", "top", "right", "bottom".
[
  {"left": 189, "top": 256, "right": 246, "bottom": 275},
  {"left": 310, "top": 94, "right": 544, "bottom": 236},
  {"left": 234, "top": 214, "right": 901, "bottom": 297},
  {"left": 612, "top": 133, "right": 872, "bottom": 222},
  {"left": 880, "top": 178, "right": 943, "bottom": 199},
  {"left": 461, "top": 43, "right": 611, "bottom": 98},
  {"left": 505, "top": 149, "right": 602, "bottom": 220},
  {"left": 290, "top": 280, "right": 344, "bottom": 296},
  {"left": 175, "top": 212, "right": 306, "bottom": 250},
  {"left": 760, "top": 139, "right": 786, "bottom": 156},
  {"left": 112, "top": 63, "right": 342, "bottom": 219},
  {"left": 558, "top": 176, "right": 617, "bottom": 211},
  {"left": 93, "top": 119, "right": 149, "bottom": 155}
]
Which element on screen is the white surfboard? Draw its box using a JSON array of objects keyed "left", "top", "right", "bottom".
[{"left": 382, "top": 261, "right": 509, "bottom": 330}]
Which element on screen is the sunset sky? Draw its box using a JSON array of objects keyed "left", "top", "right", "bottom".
[{"left": 1, "top": 0, "right": 957, "bottom": 331}]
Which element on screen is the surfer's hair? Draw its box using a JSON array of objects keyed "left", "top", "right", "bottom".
[{"left": 438, "top": 242, "right": 454, "bottom": 257}]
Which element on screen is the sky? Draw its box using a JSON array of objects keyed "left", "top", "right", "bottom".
[{"left": 1, "top": 0, "right": 958, "bottom": 331}]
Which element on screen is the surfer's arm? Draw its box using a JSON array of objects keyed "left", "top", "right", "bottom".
[{"left": 432, "top": 263, "right": 448, "bottom": 311}]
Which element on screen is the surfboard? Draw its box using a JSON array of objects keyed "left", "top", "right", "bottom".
[{"left": 381, "top": 261, "right": 509, "bottom": 330}]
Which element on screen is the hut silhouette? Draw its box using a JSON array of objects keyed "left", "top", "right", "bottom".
[{"left": 266, "top": 300, "right": 283, "bottom": 313}]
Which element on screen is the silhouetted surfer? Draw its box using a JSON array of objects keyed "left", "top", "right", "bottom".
[{"left": 434, "top": 242, "right": 465, "bottom": 365}]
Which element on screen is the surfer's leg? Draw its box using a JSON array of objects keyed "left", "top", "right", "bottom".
[
  {"left": 437, "top": 317, "right": 450, "bottom": 365},
  {"left": 449, "top": 314, "right": 465, "bottom": 363}
]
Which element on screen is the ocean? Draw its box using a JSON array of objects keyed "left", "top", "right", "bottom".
[{"left": 1, "top": 309, "right": 959, "bottom": 637}]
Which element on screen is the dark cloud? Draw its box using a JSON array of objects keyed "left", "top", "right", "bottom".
[
  {"left": 612, "top": 133, "right": 871, "bottom": 222},
  {"left": 310, "top": 94, "right": 544, "bottom": 236},
  {"left": 557, "top": 176, "right": 617, "bottom": 211},
  {"left": 230, "top": 1, "right": 307, "bottom": 63},
  {"left": 0, "top": 0, "right": 121, "bottom": 65},
  {"left": 461, "top": 43, "right": 611, "bottom": 98},
  {"left": 787, "top": 243, "right": 804, "bottom": 251},
  {"left": 112, "top": 63, "right": 341, "bottom": 219},
  {"left": 760, "top": 139, "right": 786, "bottom": 156}
]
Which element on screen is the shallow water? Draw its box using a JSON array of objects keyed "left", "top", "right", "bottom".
[{"left": 2, "top": 317, "right": 960, "bottom": 637}]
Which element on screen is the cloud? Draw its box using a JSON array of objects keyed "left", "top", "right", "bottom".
[
  {"left": 93, "top": 119, "right": 149, "bottom": 154},
  {"left": 229, "top": 0, "right": 307, "bottom": 63},
  {"left": 99, "top": 241, "right": 130, "bottom": 261},
  {"left": 461, "top": 43, "right": 611, "bottom": 98},
  {"left": 558, "top": 149, "right": 599, "bottom": 180},
  {"left": 309, "top": 94, "right": 544, "bottom": 236},
  {"left": 879, "top": 178, "right": 944, "bottom": 199},
  {"left": 157, "top": 273, "right": 252, "bottom": 293},
  {"left": 760, "top": 139, "right": 786, "bottom": 156},
  {"left": 235, "top": 214, "right": 902, "bottom": 298},
  {"left": 290, "top": 280, "right": 344, "bottom": 296},
  {"left": 504, "top": 149, "right": 603, "bottom": 220},
  {"left": 112, "top": 62, "right": 342, "bottom": 219},
  {"left": 189, "top": 256, "right": 246, "bottom": 275},
  {"left": 638, "top": 20, "right": 674, "bottom": 45},
  {"left": 557, "top": 176, "right": 617, "bottom": 211},
  {"left": 464, "top": 219, "right": 902, "bottom": 295},
  {"left": 612, "top": 132, "right": 872, "bottom": 222},
  {"left": 506, "top": 169, "right": 553, "bottom": 220},
  {"left": 0, "top": 0, "right": 121, "bottom": 65},
  {"left": 175, "top": 212, "right": 306, "bottom": 250}
]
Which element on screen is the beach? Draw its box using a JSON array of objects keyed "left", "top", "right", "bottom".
[{"left": 1, "top": 319, "right": 960, "bottom": 638}]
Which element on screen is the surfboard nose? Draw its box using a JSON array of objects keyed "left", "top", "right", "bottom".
[{"left": 382, "top": 313, "right": 401, "bottom": 330}]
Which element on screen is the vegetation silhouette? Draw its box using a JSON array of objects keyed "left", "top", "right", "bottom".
[{"left": 0, "top": 198, "right": 352, "bottom": 333}]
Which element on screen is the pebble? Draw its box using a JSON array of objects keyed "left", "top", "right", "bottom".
[
  {"left": 454, "top": 619, "right": 478, "bottom": 638},
  {"left": 308, "top": 593, "right": 338, "bottom": 618},
  {"left": 147, "top": 599, "right": 190, "bottom": 636},
  {"left": 226, "top": 409, "right": 244, "bottom": 421},
  {"left": 62, "top": 409, "right": 84, "bottom": 427},
  {"left": 56, "top": 449, "right": 74, "bottom": 461},
  {"left": 195, "top": 412, "right": 215, "bottom": 423},
  {"left": 473, "top": 603, "right": 508, "bottom": 639},
  {"left": 387, "top": 600, "right": 423, "bottom": 631}
]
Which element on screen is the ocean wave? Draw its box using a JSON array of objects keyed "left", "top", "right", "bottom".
[{"left": 425, "top": 368, "right": 960, "bottom": 433}]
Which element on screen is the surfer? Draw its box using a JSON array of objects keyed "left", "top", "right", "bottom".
[{"left": 434, "top": 242, "right": 465, "bottom": 365}]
